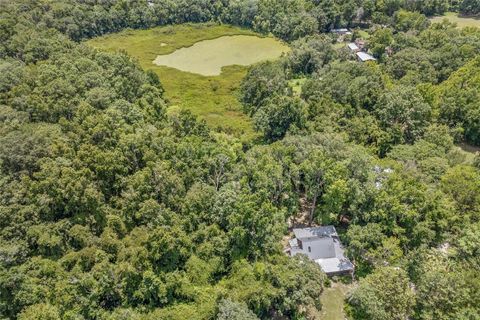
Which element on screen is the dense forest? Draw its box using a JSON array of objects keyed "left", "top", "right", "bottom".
[{"left": 1, "top": 0, "right": 480, "bottom": 319}]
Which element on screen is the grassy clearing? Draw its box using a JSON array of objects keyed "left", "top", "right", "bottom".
[
  {"left": 87, "top": 23, "right": 287, "bottom": 140},
  {"left": 288, "top": 78, "right": 307, "bottom": 96},
  {"left": 356, "top": 29, "right": 370, "bottom": 39},
  {"left": 430, "top": 12, "right": 480, "bottom": 28},
  {"left": 319, "top": 282, "right": 351, "bottom": 320}
]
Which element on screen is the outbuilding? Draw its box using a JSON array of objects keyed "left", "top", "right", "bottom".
[
  {"left": 356, "top": 51, "right": 376, "bottom": 62},
  {"left": 347, "top": 42, "right": 360, "bottom": 52}
]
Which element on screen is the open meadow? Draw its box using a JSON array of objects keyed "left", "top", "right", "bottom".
[
  {"left": 430, "top": 12, "right": 480, "bottom": 28},
  {"left": 87, "top": 23, "right": 289, "bottom": 139}
]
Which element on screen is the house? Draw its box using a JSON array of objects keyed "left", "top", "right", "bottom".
[
  {"left": 356, "top": 51, "right": 376, "bottom": 62},
  {"left": 347, "top": 42, "right": 360, "bottom": 52},
  {"left": 288, "top": 226, "right": 354, "bottom": 276}
]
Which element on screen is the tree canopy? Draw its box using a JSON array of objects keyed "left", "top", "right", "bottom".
[{"left": 1, "top": 0, "right": 480, "bottom": 319}]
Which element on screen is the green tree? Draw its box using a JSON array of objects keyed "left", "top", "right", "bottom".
[
  {"left": 348, "top": 267, "right": 415, "bottom": 320},
  {"left": 217, "top": 299, "right": 259, "bottom": 320},
  {"left": 369, "top": 28, "right": 394, "bottom": 60},
  {"left": 18, "top": 303, "right": 61, "bottom": 320},
  {"left": 253, "top": 95, "right": 307, "bottom": 141},
  {"left": 240, "top": 61, "right": 289, "bottom": 115},
  {"left": 375, "top": 86, "right": 432, "bottom": 146}
]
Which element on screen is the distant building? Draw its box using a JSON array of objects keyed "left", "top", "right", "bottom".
[
  {"left": 356, "top": 51, "right": 376, "bottom": 62},
  {"left": 331, "top": 28, "right": 350, "bottom": 35},
  {"left": 287, "top": 226, "right": 354, "bottom": 276},
  {"left": 347, "top": 42, "right": 360, "bottom": 52}
]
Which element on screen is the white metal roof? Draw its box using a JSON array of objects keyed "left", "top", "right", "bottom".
[
  {"left": 348, "top": 43, "right": 359, "bottom": 51},
  {"left": 356, "top": 51, "right": 376, "bottom": 62}
]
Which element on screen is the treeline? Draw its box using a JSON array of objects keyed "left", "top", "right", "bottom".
[
  {"left": 459, "top": 0, "right": 480, "bottom": 14},
  {"left": 0, "top": 0, "right": 470, "bottom": 60}
]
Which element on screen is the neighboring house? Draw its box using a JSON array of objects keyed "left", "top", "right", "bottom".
[
  {"left": 331, "top": 28, "right": 352, "bottom": 42},
  {"left": 347, "top": 42, "right": 360, "bottom": 52},
  {"left": 356, "top": 51, "right": 376, "bottom": 62},
  {"left": 331, "top": 28, "right": 350, "bottom": 35},
  {"left": 288, "top": 226, "right": 354, "bottom": 276}
]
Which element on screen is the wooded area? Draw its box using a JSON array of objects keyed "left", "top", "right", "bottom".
[{"left": 0, "top": 0, "right": 479, "bottom": 319}]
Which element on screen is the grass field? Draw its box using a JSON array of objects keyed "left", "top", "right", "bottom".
[
  {"left": 430, "top": 12, "right": 480, "bottom": 28},
  {"left": 87, "top": 23, "right": 288, "bottom": 139},
  {"left": 319, "top": 282, "right": 351, "bottom": 320}
]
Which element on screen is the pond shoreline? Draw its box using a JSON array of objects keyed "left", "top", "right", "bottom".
[{"left": 152, "top": 34, "right": 290, "bottom": 76}]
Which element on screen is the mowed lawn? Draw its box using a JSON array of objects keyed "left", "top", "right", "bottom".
[
  {"left": 319, "top": 282, "right": 351, "bottom": 320},
  {"left": 87, "top": 23, "right": 286, "bottom": 140},
  {"left": 430, "top": 12, "right": 480, "bottom": 28}
]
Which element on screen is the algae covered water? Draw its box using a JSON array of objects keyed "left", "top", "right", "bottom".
[{"left": 153, "top": 35, "right": 289, "bottom": 76}]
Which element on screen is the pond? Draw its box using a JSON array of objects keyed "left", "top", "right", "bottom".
[{"left": 152, "top": 35, "right": 289, "bottom": 76}]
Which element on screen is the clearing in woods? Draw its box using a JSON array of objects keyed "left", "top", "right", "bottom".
[
  {"left": 430, "top": 12, "right": 480, "bottom": 28},
  {"left": 87, "top": 23, "right": 289, "bottom": 140}
]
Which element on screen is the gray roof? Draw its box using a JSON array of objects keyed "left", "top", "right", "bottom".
[
  {"left": 289, "top": 226, "right": 354, "bottom": 275},
  {"left": 293, "top": 226, "right": 338, "bottom": 239}
]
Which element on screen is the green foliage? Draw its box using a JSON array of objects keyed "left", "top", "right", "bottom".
[
  {"left": 436, "top": 56, "right": 480, "bottom": 145},
  {"left": 374, "top": 85, "right": 432, "bottom": 145},
  {"left": 410, "top": 250, "right": 480, "bottom": 320},
  {"left": 1, "top": 1, "right": 480, "bottom": 319},
  {"left": 240, "top": 61, "right": 289, "bottom": 116},
  {"left": 253, "top": 95, "right": 307, "bottom": 141},
  {"left": 216, "top": 298, "right": 259, "bottom": 320},
  {"left": 18, "top": 303, "right": 61, "bottom": 320},
  {"left": 348, "top": 267, "right": 415, "bottom": 320},
  {"left": 460, "top": 0, "right": 480, "bottom": 15},
  {"left": 393, "top": 10, "right": 430, "bottom": 32},
  {"left": 369, "top": 28, "right": 393, "bottom": 60},
  {"left": 287, "top": 35, "right": 337, "bottom": 75}
]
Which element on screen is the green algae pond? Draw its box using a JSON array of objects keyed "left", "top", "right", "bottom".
[
  {"left": 87, "top": 24, "right": 290, "bottom": 138},
  {"left": 152, "top": 35, "right": 289, "bottom": 76}
]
